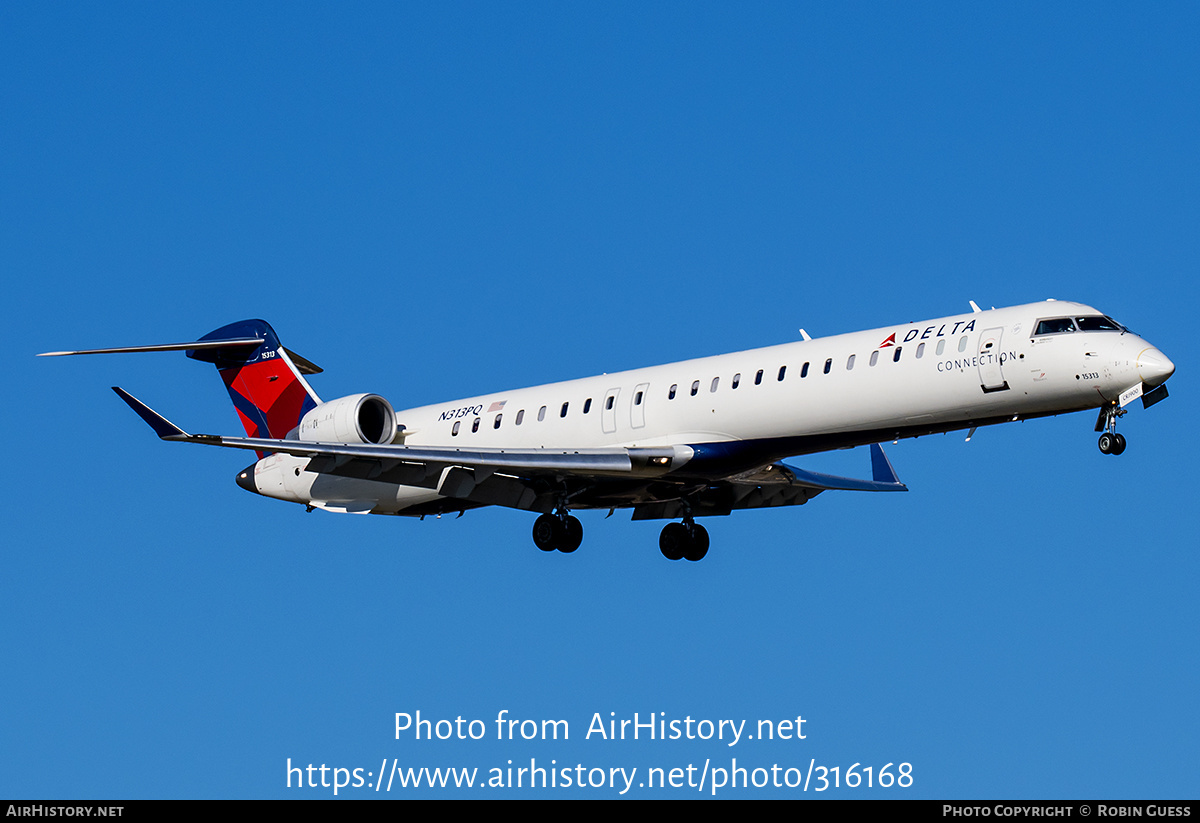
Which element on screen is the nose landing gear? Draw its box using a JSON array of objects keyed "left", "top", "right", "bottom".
[
  {"left": 1097, "top": 431, "right": 1126, "bottom": 455},
  {"left": 1095, "top": 404, "right": 1128, "bottom": 455}
]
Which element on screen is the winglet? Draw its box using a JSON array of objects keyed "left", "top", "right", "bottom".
[
  {"left": 870, "top": 443, "right": 904, "bottom": 486},
  {"left": 112, "top": 387, "right": 191, "bottom": 440},
  {"left": 783, "top": 444, "right": 907, "bottom": 492}
]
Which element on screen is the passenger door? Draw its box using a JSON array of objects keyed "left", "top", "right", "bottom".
[{"left": 977, "top": 327, "right": 1010, "bottom": 392}]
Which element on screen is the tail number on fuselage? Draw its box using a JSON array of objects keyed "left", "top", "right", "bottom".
[{"left": 439, "top": 405, "right": 484, "bottom": 421}]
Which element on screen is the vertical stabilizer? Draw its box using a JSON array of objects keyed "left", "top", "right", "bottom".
[{"left": 186, "top": 320, "right": 321, "bottom": 440}]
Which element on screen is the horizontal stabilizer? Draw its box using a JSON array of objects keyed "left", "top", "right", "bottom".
[
  {"left": 38, "top": 329, "right": 322, "bottom": 374},
  {"left": 784, "top": 443, "right": 907, "bottom": 492},
  {"left": 39, "top": 336, "right": 264, "bottom": 357}
]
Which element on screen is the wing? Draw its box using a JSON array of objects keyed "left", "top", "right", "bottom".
[
  {"left": 628, "top": 444, "right": 906, "bottom": 520},
  {"left": 114, "top": 387, "right": 904, "bottom": 517}
]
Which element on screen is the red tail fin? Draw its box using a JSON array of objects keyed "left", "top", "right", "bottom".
[{"left": 187, "top": 320, "right": 322, "bottom": 440}]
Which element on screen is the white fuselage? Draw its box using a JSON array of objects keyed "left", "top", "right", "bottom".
[{"left": 253, "top": 300, "right": 1173, "bottom": 513}]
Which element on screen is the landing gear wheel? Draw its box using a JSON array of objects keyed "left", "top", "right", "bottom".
[
  {"left": 659, "top": 522, "right": 687, "bottom": 561},
  {"left": 532, "top": 513, "right": 584, "bottom": 553},
  {"left": 558, "top": 516, "right": 583, "bottom": 553},
  {"left": 682, "top": 524, "right": 709, "bottom": 562},
  {"left": 1098, "top": 432, "right": 1115, "bottom": 455},
  {"left": 1096, "top": 403, "right": 1128, "bottom": 456},
  {"left": 532, "top": 514, "right": 561, "bottom": 551},
  {"left": 660, "top": 521, "right": 710, "bottom": 561}
]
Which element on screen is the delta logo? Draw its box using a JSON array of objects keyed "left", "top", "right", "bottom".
[{"left": 878, "top": 319, "right": 978, "bottom": 349}]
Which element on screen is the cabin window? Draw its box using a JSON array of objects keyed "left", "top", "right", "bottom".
[
  {"left": 538, "top": 405, "right": 547, "bottom": 422},
  {"left": 560, "top": 402, "right": 569, "bottom": 418},
  {"left": 635, "top": 390, "right": 644, "bottom": 405},
  {"left": 494, "top": 414, "right": 502, "bottom": 429},
  {"left": 915, "top": 343, "right": 925, "bottom": 359},
  {"left": 583, "top": 398, "right": 592, "bottom": 414},
  {"left": 452, "top": 421, "right": 460, "bottom": 436},
  {"left": 893, "top": 347, "right": 902, "bottom": 362},
  {"left": 710, "top": 377, "right": 719, "bottom": 393},
  {"left": 846, "top": 354, "right": 856, "bottom": 370},
  {"left": 606, "top": 395, "right": 615, "bottom": 410},
  {"left": 777, "top": 366, "right": 787, "bottom": 381},
  {"left": 958, "top": 336, "right": 968, "bottom": 352},
  {"left": 755, "top": 369, "right": 764, "bottom": 385},
  {"left": 936, "top": 340, "right": 946, "bottom": 356},
  {"left": 516, "top": 409, "right": 525, "bottom": 425},
  {"left": 823, "top": 358, "right": 832, "bottom": 374},
  {"left": 732, "top": 373, "right": 740, "bottom": 389},
  {"left": 870, "top": 350, "right": 879, "bottom": 366},
  {"left": 800, "top": 362, "right": 810, "bottom": 378},
  {"left": 472, "top": 417, "right": 480, "bottom": 433},
  {"left": 668, "top": 384, "right": 677, "bottom": 400},
  {"left": 691, "top": 380, "right": 699, "bottom": 396}
]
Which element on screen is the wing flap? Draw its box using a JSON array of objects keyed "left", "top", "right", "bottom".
[{"left": 436, "top": 468, "right": 539, "bottom": 510}]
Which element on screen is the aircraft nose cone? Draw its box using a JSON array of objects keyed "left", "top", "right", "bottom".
[
  {"left": 236, "top": 463, "right": 259, "bottom": 495},
  {"left": 1138, "top": 348, "right": 1175, "bottom": 388}
]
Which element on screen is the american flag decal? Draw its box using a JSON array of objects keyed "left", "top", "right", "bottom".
[{"left": 487, "top": 400, "right": 507, "bottom": 412}]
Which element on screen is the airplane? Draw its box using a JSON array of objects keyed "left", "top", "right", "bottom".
[{"left": 40, "top": 299, "right": 1174, "bottom": 561}]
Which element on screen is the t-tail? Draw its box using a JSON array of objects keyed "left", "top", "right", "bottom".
[{"left": 39, "top": 319, "right": 324, "bottom": 446}]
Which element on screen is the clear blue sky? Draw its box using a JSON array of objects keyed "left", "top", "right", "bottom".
[{"left": 3, "top": 2, "right": 1196, "bottom": 798}]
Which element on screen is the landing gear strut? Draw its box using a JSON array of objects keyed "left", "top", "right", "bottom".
[
  {"left": 1095, "top": 404, "right": 1128, "bottom": 455},
  {"left": 659, "top": 517, "right": 709, "bottom": 562},
  {"left": 532, "top": 511, "right": 583, "bottom": 553}
]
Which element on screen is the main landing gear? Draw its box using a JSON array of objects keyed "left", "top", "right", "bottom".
[
  {"left": 529, "top": 510, "right": 712, "bottom": 561},
  {"left": 659, "top": 518, "right": 709, "bottom": 562},
  {"left": 1096, "top": 403, "right": 1128, "bottom": 456},
  {"left": 532, "top": 511, "right": 583, "bottom": 553}
]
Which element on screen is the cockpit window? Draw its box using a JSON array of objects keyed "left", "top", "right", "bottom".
[
  {"left": 1034, "top": 317, "right": 1076, "bottom": 336},
  {"left": 1075, "top": 315, "right": 1124, "bottom": 332}
]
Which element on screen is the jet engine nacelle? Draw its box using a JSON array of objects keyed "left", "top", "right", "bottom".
[{"left": 297, "top": 393, "right": 397, "bottom": 445}]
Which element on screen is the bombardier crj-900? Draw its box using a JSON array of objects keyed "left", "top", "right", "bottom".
[{"left": 42, "top": 300, "right": 1173, "bottom": 561}]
